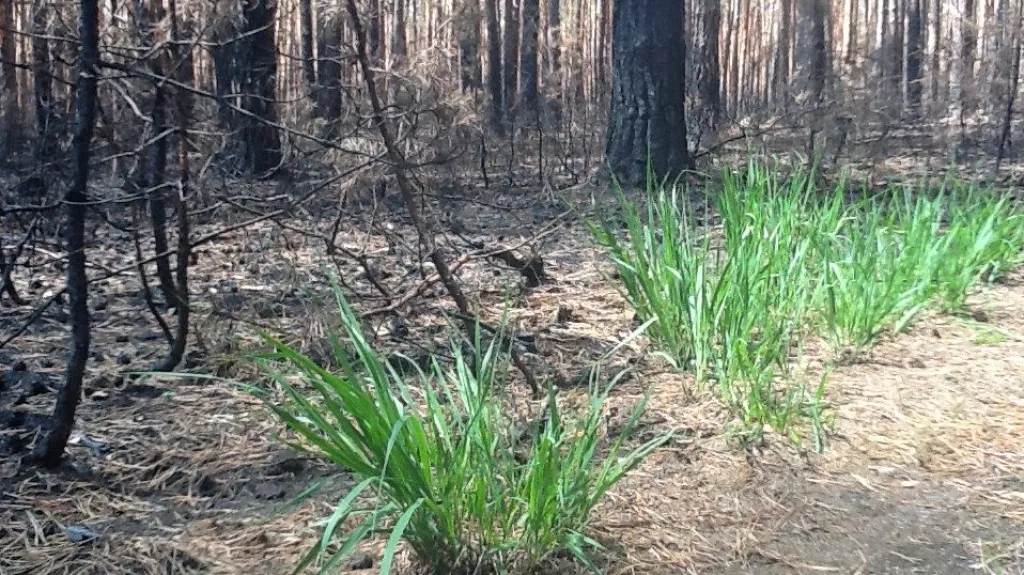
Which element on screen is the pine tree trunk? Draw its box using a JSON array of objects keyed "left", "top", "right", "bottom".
[
  {"left": 503, "top": 0, "right": 520, "bottom": 114},
  {"left": 605, "top": 0, "right": 688, "bottom": 184},
  {"left": 32, "top": 0, "right": 53, "bottom": 146},
  {"left": 1, "top": 0, "right": 20, "bottom": 151},
  {"left": 694, "top": 0, "right": 722, "bottom": 127},
  {"left": 458, "top": 0, "right": 482, "bottom": 91},
  {"left": 32, "top": 0, "right": 99, "bottom": 468},
  {"left": 393, "top": 0, "right": 406, "bottom": 58},
  {"left": 486, "top": 0, "right": 505, "bottom": 132},
  {"left": 299, "top": 0, "right": 316, "bottom": 87},
  {"left": 318, "top": 13, "right": 344, "bottom": 120},
  {"left": 907, "top": 0, "right": 924, "bottom": 114},
  {"left": 775, "top": 0, "right": 793, "bottom": 106},
  {"left": 547, "top": 0, "right": 560, "bottom": 77},
  {"left": 963, "top": 0, "right": 977, "bottom": 113},
  {"left": 239, "top": 0, "right": 281, "bottom": 172},
  {"left": 520, "top": 0, "right": 540, "bottom": 116}
]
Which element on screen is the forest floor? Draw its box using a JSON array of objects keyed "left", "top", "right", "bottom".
[{"left": 1, "top": 176, "right": 1023, "bottom": 575}]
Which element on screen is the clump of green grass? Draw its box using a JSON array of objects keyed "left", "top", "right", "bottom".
[
  {"left": 249, "top": 282, "right": 671, "bottom": 575},
  {"left": 590, "top": 159, "right": 1024, "bottom": 445}
]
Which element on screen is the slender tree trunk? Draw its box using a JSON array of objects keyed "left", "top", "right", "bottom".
[
  {"left": 963, "top": 0, "right": 977, "bottom": 113},
  {"left": 605, "top": 0, "right": 688, "bottom": 184},
  {"left": 1, "top": 0, "right": 20, "bottom": 152},
  {"left": 503, "top": 0, "right": 520, "bottom": 114},
  {"left": 486, "top": 0, "right": 505, "bottom": 132},
  {"left": 154, "top": 0, "right": 191, "bottom": 372},
  {"left": 369, "top": 0, "right": 382, "bottom": 58},
  {"left": 458, "top": 0, "right": 482, "bottom": 91},
  {"left": 32, "top": 0, "right": 53, "bottom": 148},
  {"left": 299, "top": 0, "right": 316, "bottom": 88},
  {"left": 547, "top": 0, "right": 560, "bottom": 76},
  {"left": 907, "top": 0, "right": 924, "bottom": 114},
  {"left": 392, "top": 0, "right": 406, "bottom": 59},
  {"left": 775, "top": 0, "right": 793, "bottom": 107},
  {"left": 892, "top": 0, "right": 905, "bottom": 110},
  {"left": 996, "top": 0, "right": 1023, "bottom": 170},
  {"left": 930, "top": 0, "right": 941, "bottom": 109},
  {"left": 520, "top": 0, "right": 540, "bottom": 116},
  {"left": 32, "top": 0, "right": 99, "bottom": 468}
]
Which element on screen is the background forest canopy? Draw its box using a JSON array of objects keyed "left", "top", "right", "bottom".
[{"left": 2, "top": 0, "right": 1024, "bottom": 466}]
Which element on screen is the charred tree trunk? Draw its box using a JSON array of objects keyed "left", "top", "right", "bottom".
[
  {"left": 605, "top": 0, "right": 688, "bottom": 184},
  {"left": 393, "top": 0, "right": 406, "bottom": 59},
  {"left": 299, "top": 0, "right": 316, "bottom": 88},
  {"left": 906, "top": 0, "right": 923, "bottom": 114},
  {"left": 963, "top": 0, "right": 977, "bottom": 114},
  {"left": 154, "top": 0, "right": 192, "bottom": 372},
  {"left": 486, "top": 0, "right": 505, "bottom": 132},
  {"left": 32, "top": 0, "right": 99, "bottom": 468},
  {"left": 458, "top": 0, "right": 482, "bottom": 91},
  {"left": 694, "top": 0, "right": 722, "bottom": 128},
  {"left": 891, "top": 0, "right": 905, "bottom": 111},
  {"left": 32, "top": 0, "right": 53, "bottom": 149},
  {"left": 239, "top": 0, "right": 281, "bottom": 173},
  {"left": 996, "top": 1, "right": 1023, "bottom": 170},
  {"left": 134, "top": 0, "right": 177, "bottom": 306},
  {"left": 547, "top": 0, "right": 560, "bottom": 76},
  {"left": 1, "top": 0, "right": 20, "bottom": 153},
  {"left": 318, "top": 13, "right": 343, "bottom": 121},
  {"left": 503, "top": 0, "right": 521, "bottom": 115},
  {"left": 775, "top": 0, "right": 793, "bottom": 107},
  {"left": 797, "top": 0, "right": 827, "bottom": 156},
  {"left": 369, "top": 0, "right": 382, "bottom": 59},
  {"left": 520, "top": 0, "right": 540, "bottom": 117}
]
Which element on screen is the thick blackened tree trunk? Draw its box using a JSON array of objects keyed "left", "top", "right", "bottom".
[
  {"left": 240, "top": 0, "right": 281, "bottom": 173},
  {"left": 299, "top": 0, "right": 316, "bottom": 88},
  {"left": 694, "top": 0, "right": 722, "bottom": 128},
  {"left": 318, "top": 13, "right": 343, "bottom": 121},
  {"left": 32, "top": 0, "right": 53, "bottom": 147},
  {"left": 605, "top": 0, "right": 688, "bottom": 184},
  {"left": 520, "top": 0, "right": 540, "bottom": 116},
  {"left": 906, "top": 0, "right": 923, "bottom": 114},
  {"left": 486, "top": 0, "right": 505, "bottom": 132},
  {"left": 503, "top": 0, "right": 521, "bottom": 114},
  {"left": 796, "top": 0, "right": 826, "bottom": 156},
  {"left": 32, "top": 0, "right": 99, "bottom": 468}
]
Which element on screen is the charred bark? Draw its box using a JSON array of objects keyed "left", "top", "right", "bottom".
[
  {"left": 239, "top": 0, "right": 281, "bottom": 173},
  {"left": 520, "top": 0, "right": 540, "bottom": 116},
  {"left": 32, "top": 0, "right": 53, "bottom": 150},
  {"left": 32, "top": 0, "right": 99, "bottom": 468},
  {"left": 907, "top": 0, "right": 924, "bottom": 114},
  {"left": 605, "top": 0, "right": 688, "bottom": 184},
  {"left": 503, "top": 0, "right": 521, "bottom": 115},
  {"left": 694, "top": 0, "right": 722, "bottom": 128},
  {"left": 299, "top": 0, "right": 316, "bottom": 88},
  {"left": 486, "top": 0, "right": 505, "bottom": 133}
]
